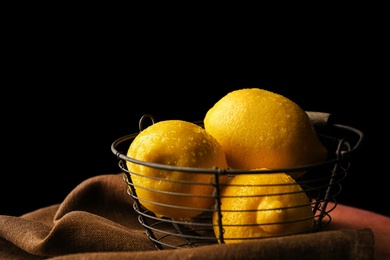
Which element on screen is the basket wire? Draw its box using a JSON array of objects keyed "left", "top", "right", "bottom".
[{"left": 111, "top": 113, "right": 364, "bottom": 250}]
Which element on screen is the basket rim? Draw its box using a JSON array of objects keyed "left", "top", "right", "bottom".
[{"left": 111, "top": 122, "right": 364, "bottom": 175}]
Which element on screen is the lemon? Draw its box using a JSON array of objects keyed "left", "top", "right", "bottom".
[
  {"left": 204, "top": 88, "right": 327, "bottom": 179},
  {"left": 126, "top": 120, "right": 228, "bottom": 220},
  {"left": 213, "top": 172, "right": 314, "bottom": 243}
]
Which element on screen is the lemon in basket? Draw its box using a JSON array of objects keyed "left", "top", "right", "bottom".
[
  {"left": 204, "top": 88, "right": 328, "bottom": 179},
  {"left": 126, "top": 120, "right": 228, "bottom": 220},
  {"left": 213, "top": 171, "right": 314, "bottom": 243}
]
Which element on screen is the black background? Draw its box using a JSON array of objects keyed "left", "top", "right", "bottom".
[{"left": 2, "top": 16, "right": 388, "bottom": 217}]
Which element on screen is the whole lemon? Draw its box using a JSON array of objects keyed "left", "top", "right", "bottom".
[
  {"left": 204, "top": 88, "right": 327, "bottom": 178},
  {"left": 126, "top": 120, "right": 228, "bottom": 220},
  {"left": 213, "top": 172, "right": 314, "bottom": 243}
]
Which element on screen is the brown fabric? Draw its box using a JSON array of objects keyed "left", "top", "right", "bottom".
[
  {"left": 0, "top": 173, "right": 385, "bottom": 260},
  {"left": 48, "top": 229, "right": 374, "bottom": 260}
]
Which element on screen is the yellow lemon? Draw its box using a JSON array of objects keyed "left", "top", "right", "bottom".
[
  {"left": 204, "top": 88, "right": 327, "bottom": 178},
  {"left": 213, "top": 172, "right": 314, "bottom": 243},
  {"left": 126, "top": 120, "right": 228, "bottom": 220}
]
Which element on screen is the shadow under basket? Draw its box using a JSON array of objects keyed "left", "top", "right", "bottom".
[{"left": 111, "top": 112, "right": 364, "bottom": 250}]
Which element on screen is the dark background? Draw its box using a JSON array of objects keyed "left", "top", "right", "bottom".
[{"left": 2, "top": 15, "right": 388, "bottom": 217}]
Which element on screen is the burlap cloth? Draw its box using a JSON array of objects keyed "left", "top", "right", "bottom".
[{"left": 1, "top": 173, "right": 388, "bottom": 260}]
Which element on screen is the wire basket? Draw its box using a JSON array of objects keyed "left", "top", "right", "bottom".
[{"left": 111, "top": 112, "right": 364, "bottom": 250}]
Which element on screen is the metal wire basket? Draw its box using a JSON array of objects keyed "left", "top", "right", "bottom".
[{"left": 111, "top": 112, "right": 364, "bottom": 250}]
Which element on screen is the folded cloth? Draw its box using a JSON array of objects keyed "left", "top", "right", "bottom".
[{"left": 0, "top": 173, "right": 385, "bottom": 260}]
